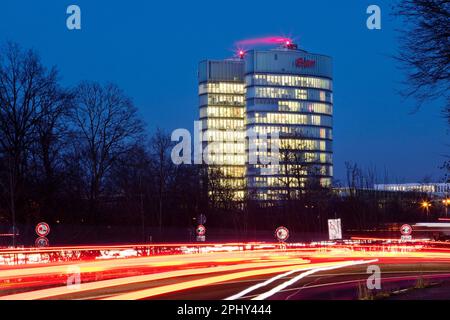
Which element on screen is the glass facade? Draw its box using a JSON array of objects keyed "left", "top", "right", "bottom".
[
  {"left": 199, "top": 48, "right": 333, "bottom": 203},
  {"left": 244, "top": 49, "right": 333, "bottom": 202},
  {"left": 198, "top": 60, "right": 246, "bottom": 200}
]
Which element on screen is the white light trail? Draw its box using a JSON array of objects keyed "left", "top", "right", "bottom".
[
  {"left": 225, "top": 266, "right": 315, "bottom": 300},
  {"left": 251, "top": 259, "right": 378, "bottom": 300}
]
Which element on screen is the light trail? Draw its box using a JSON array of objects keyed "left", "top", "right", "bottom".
[
  {"left": 0, "top": 243, "right": 319, "bottom": 267},
  {"left": 2, "top": 241, "right": 450, "bottom": 300},
  {"left": 0, "top": 259, "right": 310, "bottom": 300},
  {"left": 242, "top": 271, "right": 450, "bottom": 299},
  {"left": 0, "top": 249, "right": 308, "bottom": 279},
  {"left": 102, "top": 261, "right": 356, "bottom": 300},
  {"left": 2, "top": 239, "right": 450, "bottom": 267},
  {"left": 3, "top": 244, "right": 450, "bottom": 283},
  {"left": 225, "top": 266, "right": 318, "bottom": 300},
  {"left": 251, "top": 259, "right": 379, "bottom": 300},
  {"left": 235, "top": 36, "right": 292, "bottom": 47}
]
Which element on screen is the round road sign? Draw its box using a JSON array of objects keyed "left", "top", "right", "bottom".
[
  {"left": 275, "top": 226, "right": 289, "bottom": 242},
  {"left": 35, "top": 237, "right": 49, "bottom": 247},
  {"left": 400, "top": 224, "right": 412, "bottom": 236},
  {"left": 196, "top": 224, "right": 206, "bottom": 236},
  {"left": 35, "top": 222, "right": 50, "bottom": 237}
]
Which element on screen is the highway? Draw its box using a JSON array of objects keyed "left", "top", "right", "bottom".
[{"left": 1, "top": 240, "right": 450, "bottom": 300}]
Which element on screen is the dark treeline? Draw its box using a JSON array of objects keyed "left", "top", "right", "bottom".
[
  {"left": 0, "top": 42, "right": 444, "bottom": 245},
  {"left": 244, "top": 161, "right": 438, "bottom": 239},
  {"left": 0, "top": 42, "right": 204, "bottom": 244},
  {"left": 394, "top": 0, "right": 450, "bottom": 122}
]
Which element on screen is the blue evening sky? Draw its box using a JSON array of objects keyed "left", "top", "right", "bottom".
[{"left": 0, "top": 0, "right": 448, "bottom": 183}]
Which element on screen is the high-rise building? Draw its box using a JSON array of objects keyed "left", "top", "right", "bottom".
[
  {"left": 244, "top": 47, "right": 333, "bottom": 201},
  {"left": 198, "top": 60, "right": 246, "bottom": 200},
  {"left": 198, "top": 43, "right": 333, "bottom": 203}
]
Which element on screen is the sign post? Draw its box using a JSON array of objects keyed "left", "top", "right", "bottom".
[
  {"left": 197, "top": 214, "right": 207, "bottom": 225},
  {"left": 35, "top": 222, "right": 50, "bottom": 247},
  {"left": 196, "top": 224, "right": 206, "bottom": 242},
  {"left": 328, "top": 219, "right": 342, "bottom": 240},
  {"left": 400, "top": 224, "right": 412, "bottom": 242}
]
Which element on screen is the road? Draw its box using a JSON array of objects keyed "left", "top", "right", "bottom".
[{"left": 1, "top": 241, "right": 450, "bottom": 300}]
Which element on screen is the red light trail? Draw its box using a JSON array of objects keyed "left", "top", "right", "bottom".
[
  {"left": 235, "top": 36, "right": 293, "bottom": 47},
  {"left": 1, "top": 240, "right": 450, "bottom": 300},
  {"left": 234, "top": 35, "right": 294, "bottom": 58}
]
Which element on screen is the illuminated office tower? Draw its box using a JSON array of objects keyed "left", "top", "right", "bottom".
[
  {"left": 199, "top": 44, "right": 333, "bottom": 203},
  {"left": 244, "top": 47, "right": 333, "bottom": 201},
  {"left": 198, "top": 60, "right": 246, "bottom": 200}
]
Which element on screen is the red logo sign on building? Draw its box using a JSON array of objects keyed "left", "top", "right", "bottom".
[{"left": 295, "top": 58, "right": 316, "bottom": 68}]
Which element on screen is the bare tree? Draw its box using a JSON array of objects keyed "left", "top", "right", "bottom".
[
  {"left": 70, "top": 81, "right": 144, "bottom": 221},
  {"left": 442, "top": 159, "right": 450, "bottom": 182},
  {"left": 277, "top": 139, "right": 300, "bottom": 201},
  {"left": 205, "top": 166, "right": 237, "bottom": 211},
  {"left": 277, "top": 134, "right": 319, "bottom": 201},
  {"left": 394, "top": 0, "right": 450, "bottom": 121},
  {"left": 0, "top": 42, "right": 60, "bottom": 245},
  {"left": 29, "top": 81, "right": 73, "bottom": 219},
  {"left": 345, "top": 162, "right": 362, "bottom": 195},
  {"left": 107, "top": 143, "right": 151, "bottom": 240},
  {"left": 149, "top": 128, "right": 173, "bottom": 233},
  {"left": 364, "top": 165, "right": 378, "bottom": 190}
]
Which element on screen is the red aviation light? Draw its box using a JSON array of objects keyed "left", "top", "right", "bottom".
[
  {"left": 285, "top": 40, "right": 298, "bottom": 50},
  {"left": 238, "top": 50, "right": 245, "bottom": 59}
]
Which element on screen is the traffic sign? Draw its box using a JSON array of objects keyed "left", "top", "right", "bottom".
[
  {"left": 35, "top": 237, "right": 49, "bottom": 247},
  {"left": 400, "top": 235, "right": 412, "bottom": 242},
  {"left": 196, "top": 224, "right": 206, "bottom": 236},
  {"left": 275, "top": 226, "right": 289, "bottom": 242},
  {"left": 328, "top": 219, "right": 342, "bottom": 240},
  {"left": 400, "top": 224, "right": 412, "bottom": 236},
  {"left": 35, "top": 222, "right": 50, "bottom": 237}
]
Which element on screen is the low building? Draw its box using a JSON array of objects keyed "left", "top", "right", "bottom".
[{"left": 374, "top": 183, "right": 450, "bottom": 197}]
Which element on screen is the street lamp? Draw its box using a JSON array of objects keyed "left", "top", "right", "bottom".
[
  {"left": 421, "top": 200, "right": 431, "bottom": 217},
  {"left": 443, "top": 198, "right": 450, "bottom": 217}
]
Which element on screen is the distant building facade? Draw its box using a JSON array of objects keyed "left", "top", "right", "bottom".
[{"left": 374, "top": 183, "right": 450, "bottom": 197}]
